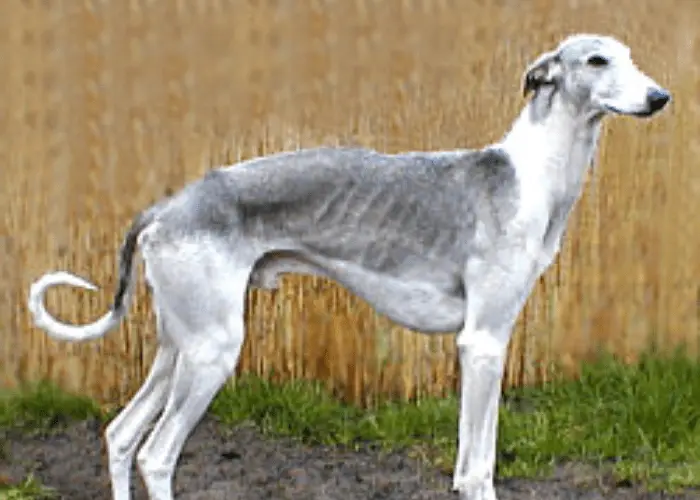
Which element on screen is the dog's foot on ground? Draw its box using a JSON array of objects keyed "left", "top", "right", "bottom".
[{"left": 453, "top": 476, "right": 498, "bottom": 500}]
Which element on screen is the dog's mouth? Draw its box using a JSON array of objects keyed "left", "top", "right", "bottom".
[{"left": 602, "top": 104, "right": 657, "bottom": 118}]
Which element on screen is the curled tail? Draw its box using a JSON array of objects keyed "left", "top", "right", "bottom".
[{"left": 28, "top": 209, "right": 157, "bottom": 342}]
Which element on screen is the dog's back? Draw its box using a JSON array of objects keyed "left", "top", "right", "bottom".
[{"left": 152, "top": 146, "right": 520, "bottom": 278}]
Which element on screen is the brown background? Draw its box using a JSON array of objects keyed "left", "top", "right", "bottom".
[{"left": 0, "top": 0, "right": 697, "bottom": 407}]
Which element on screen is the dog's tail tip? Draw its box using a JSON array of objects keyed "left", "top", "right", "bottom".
[
  {"left": 28, "top": 271, "right": 118, "bottom": 342},
  {"left": 49, "top": 271, "right": 99, "bottom": 291},
  {"left": 28, "top": 272, "right": 98, "bottom": 307}
]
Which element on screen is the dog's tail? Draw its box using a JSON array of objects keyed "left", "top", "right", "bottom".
[{"left": 28, "top": 209, "right": 157, "bottom": 342}]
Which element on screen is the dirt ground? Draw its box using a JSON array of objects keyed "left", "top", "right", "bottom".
[{"left": 1, "top": 417, "right": 698, "bottom": 500}]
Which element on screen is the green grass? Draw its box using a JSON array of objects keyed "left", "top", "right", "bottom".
[
  {"left": 497, "top": 350, "right": 700, "bottom": 490},
  {"left": 0, "top": 382, "right": 106, "bottom": 499},
  {"left": 211, "top": 349, "right": 700, "bottom": 492},
  {"left": 1, "top": 350, "right": 699, "bottom": 497},
  {"left": 0, "top": 381, "right": 105, "bottom": 432},
  {"left": 0, "top": 475, "right": 57, "bottom": 500}
]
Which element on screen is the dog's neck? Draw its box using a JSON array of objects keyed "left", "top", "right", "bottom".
[{"left": 498, "top": 88, "right": 603, "bottom": 209}]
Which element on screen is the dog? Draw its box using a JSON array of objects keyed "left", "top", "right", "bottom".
[{"left": 28, "top": 34, "right": 670, "bottom": 499}]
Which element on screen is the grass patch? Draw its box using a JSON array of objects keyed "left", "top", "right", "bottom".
[
  {"left": 0, "top": 382, "right": 106, "bottom": 499},
  {"left": 498, "top": 350, "right": 700, "bottom": 491},
  {"left": 1, "top": 352, "right": 699, "bottom": 494},
  {"left": 0, "top": 381, "right": 105, "bottom": 432},
  {"left": 211, "top": 349, "right": 700, "bottom": 492},
  {"left": 211, "top": 374, "right": 457, "bottom": 451},
  {"left": 0, "top": 475, "right": 56, "bottom": 500}
]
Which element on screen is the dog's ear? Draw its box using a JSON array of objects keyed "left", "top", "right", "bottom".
[{"left": 522, "top": 50, "right": 562, "bottom": 97}]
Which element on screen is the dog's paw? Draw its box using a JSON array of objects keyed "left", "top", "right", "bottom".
[{"left": 452, "top": 476, "right": 497, "bottom": 500}]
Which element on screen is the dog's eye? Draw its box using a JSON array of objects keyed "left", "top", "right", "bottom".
[{"left": 586, "top": 55, "right": 609, "bottom": 67}]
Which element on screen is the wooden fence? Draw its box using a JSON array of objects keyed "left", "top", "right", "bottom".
[{"left": 0, "top": 0, "right": 698, "bottom": 407}]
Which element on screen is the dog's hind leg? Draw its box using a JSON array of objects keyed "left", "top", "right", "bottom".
[
  {"left": 136, "top": 310, "right": 245, "bottom": 499},
  {"left": 133, "top": 250, "right": 251, "bottom": 500},
  {"left": 105, "top": 313, "right": 178, "bottom": 500}
]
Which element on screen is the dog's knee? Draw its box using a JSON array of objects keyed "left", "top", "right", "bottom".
[
  {"left": 457, "top": 330, "right": 508, "bottom": 366},
  {"left": 182, "top": 337, "right": 241, "bottom": 381}
]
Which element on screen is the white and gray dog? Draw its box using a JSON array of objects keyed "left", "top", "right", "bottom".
[{"left": 28, "top": 34, "right": 670, "bottom": 500}]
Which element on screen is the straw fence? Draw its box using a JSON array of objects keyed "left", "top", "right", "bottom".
[{"left": 0, "top": 0, "right": 697, "bottom": 407}]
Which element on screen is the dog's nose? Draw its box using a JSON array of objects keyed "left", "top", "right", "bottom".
[{"left": 647, "top": 88, "right": 671, "bottom": 113}]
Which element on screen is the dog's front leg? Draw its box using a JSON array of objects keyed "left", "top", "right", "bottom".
[
  {"left": 452, "top": 256, "right": 539, "bottom": 500},
  {"left": 453, "top": 327, "right": 508, "bottom": 500}
]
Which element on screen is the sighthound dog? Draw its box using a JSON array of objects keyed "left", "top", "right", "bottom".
[{"left": 28, "top": 34, "right": 670, "bottom": 500}]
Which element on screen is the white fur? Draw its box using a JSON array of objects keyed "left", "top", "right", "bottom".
[{"left": 28, "top": 272, "right": 121, "bottom": 341}]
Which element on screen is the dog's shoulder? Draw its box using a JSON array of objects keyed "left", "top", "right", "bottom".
[{"left": 445, "top": 147, "right": 517, "bottom": 194}]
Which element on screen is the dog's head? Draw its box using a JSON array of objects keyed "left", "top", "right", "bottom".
[{"left": 523, "top": 34, "right": 670, "bottom": 118}]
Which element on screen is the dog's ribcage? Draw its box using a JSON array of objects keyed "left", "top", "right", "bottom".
[{"left": 156, "top": 147, "right": 519, "bottom": 333}]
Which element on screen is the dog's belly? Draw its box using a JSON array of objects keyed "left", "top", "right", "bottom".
[
  {"left": 250, "top": 251, "right": 465, "bottom": 334},
  {"left": 344, "top": 271, "right": 466, "bottom": 334}
]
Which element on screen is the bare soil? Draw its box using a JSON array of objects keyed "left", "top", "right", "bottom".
[{"left": 1, "top": 417, "right": 698, "bottom": 499}]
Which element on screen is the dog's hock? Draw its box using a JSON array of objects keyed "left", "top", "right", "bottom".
[{"left": 523, "top": 50, "right": 562, "bottom": 97}]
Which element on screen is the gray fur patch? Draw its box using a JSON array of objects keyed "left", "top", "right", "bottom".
[{"left": 157, "top": 147, "right": 519, "bottom": 280}]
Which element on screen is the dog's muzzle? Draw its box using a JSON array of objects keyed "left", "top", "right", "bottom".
[{"left": 604, "top": 87, "right": 671, "bottom": 118}]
